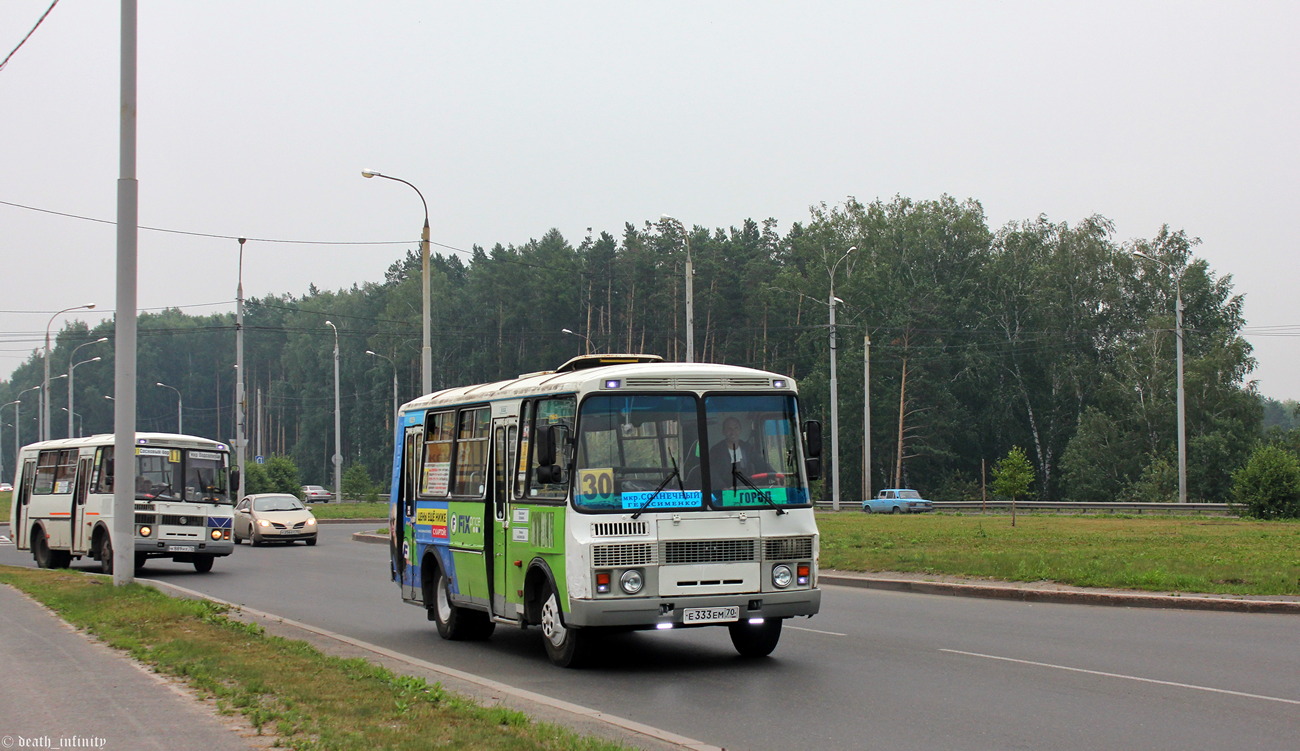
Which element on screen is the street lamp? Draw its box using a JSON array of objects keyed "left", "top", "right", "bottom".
[
  {"left": 68, "top": 356, "right": 103, "bottom": 438},
  {"left": 660, "top": 215, "right": 695, "bottom": 362},
  {"left": 43, "top": 303, "right": 96, "bottom": 440},
  {"left": 827, "top": 246, "right": 855, "bottom": 512},
  {"left": 67, "top": 337, "right": 108, "bottom": 438},
  {"left": 365, "top": 350, "right": 399, "bottom": 434},
  {"left": 561, "top": 328, "right": 593, "bottom": 355},
  {"left": 7, "top": 385, "right": 40, "bottom": 484},
  {"left": 1133, "top": 250, "right": 1187, "bottom": 504},
  {"left": 155, "top": 382, "right": 183, "bottom": 434},
  {"left": 326, "top": 321, "right": 342, "bottom": 504},
  {"left": 60, "top": 408, "right": 84, "bottom": 438},
  {"left": 362, "top": 169, "right": 432, "bottom": 395}
]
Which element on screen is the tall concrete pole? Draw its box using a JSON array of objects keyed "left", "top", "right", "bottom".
[{"left": 112, "top": 0, "right": 139, "bottom": 585}]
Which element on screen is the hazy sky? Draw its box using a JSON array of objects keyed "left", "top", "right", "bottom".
[{"left": 2, "top": 2, "right": 1297, "bottom": 399}]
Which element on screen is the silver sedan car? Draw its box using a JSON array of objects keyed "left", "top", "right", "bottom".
[{"left": 234, "top": 493, "right": 319, "bottom": 546}]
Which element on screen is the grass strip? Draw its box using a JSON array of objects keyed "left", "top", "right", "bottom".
[
  {"left": 310, "top": 501, "right": 388, "bottom": 519},
  {"left": 0, "top": 566, "right": 630, "bottom": 751},
  {"left": 816, "top": 513, "right": 1300, "bottom": 596}
]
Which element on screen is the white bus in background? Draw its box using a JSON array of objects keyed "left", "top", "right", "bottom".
[{"left": 9, "top": 433, "right": 237, "bottom": 573}]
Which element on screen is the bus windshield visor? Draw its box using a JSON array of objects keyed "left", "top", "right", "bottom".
[
  {"left": 703, "top": 394, "right": 809, "bottom": 509},
  {"left": 575, "top": 395, "right": 703, "bottom": 512}
]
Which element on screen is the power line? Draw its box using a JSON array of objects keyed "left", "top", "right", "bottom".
[{"left": 0, "top": 0, "right": 59, "bottom": 73}]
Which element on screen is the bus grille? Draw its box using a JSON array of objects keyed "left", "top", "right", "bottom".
[
  {"left": 135, "top": 514, "right": 157, "bottom": 525},
  {"left": 592, "top": 521, "right": 648, "bottom": 537},
  {"left": 160, "top": 515, "right": 202, "bottom": 527},
  {"left": 663, "top": 539, "right": 757, "bottom": 564},
  {"left": 764, "top": 536, "right": 814, "bottom": 560},
  {"left": 593, "top": 543, "right": 656, "bottom": 567}
]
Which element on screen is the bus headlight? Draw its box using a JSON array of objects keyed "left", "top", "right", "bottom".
[
  {"left": 211, "top": 529, "right": 224, "bottom": 541},
  {"left": 772, "top": 564, "right": 793, "bottom": 589},
  {"left": 138, "top": 525, "right": 152, "bottom": 538},
  {"left": 619, "top": 569, "right": 644, "bottom": 595}
]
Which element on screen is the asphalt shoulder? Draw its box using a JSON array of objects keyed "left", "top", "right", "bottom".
[{"left": 820, "top": 569, "right": 1300, "bottom": 614}]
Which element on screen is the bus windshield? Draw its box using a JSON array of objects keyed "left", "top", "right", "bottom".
[
  {"left": 574, "top": 393, "right": 808, "bottom": 512},
  {"left": 133, "top": 447, "right": 230, "bottom": 503}
]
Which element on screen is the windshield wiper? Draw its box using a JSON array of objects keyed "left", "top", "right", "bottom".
[
  {"left": 729, "top": 462, "right": 787, "bottom": 516},
  {"left": 631, "top": 454, "right": 686, "bottom": 520}
]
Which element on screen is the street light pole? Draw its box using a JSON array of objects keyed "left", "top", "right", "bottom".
[
  {"left": 155, "top": 382, "right": 182, "bottom": 433},
  {"left": 660, "top": 215, "right": 694, "bottom": 362},
  {"left": 1133, "top": 251, "right": 1187, "bottom": 504},
  {"left": 235, "top": 237, "right": 247, "bottom": 501},
  {"left": 827, "top": 246, "right": 855, "bottom": 512},
  {"left": 43, "top": 303, "right": 96, "bottom": 441},
  {"left": 365, "top": 350, "right": 399, "bottom": 436},
  {"left": 561, "top": 328, "right": 593, "bottom": 355},
  {"left": 68, "top": 355, "right": 103, "bottom": 438},
  {"left": 362, "top": 170, "right": 432, "bottom": 395},
  {"left": 6, "top": 385, "right": 39, "bottom": 484},
  {"left": 60, "top": 408, "right": 84, "bottom": 437},
  {"left": 863, "top": 333, "right": 871, "bottom": 503},
  {"left": 326, "top": 321, "right": 342, "bottom": 504}
]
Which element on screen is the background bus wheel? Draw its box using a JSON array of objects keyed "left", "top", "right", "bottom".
[
  {"left": 539, "top": 581, "right": 590, "bottom": 668},
  {"left": 432, "top": 567, "right": 494, "bottom": 641},
  {"left": 192, "top": 555, "right": 214, "bottom": 573},
  {"left": 729, "top": 618, "right": 783, "bottom": 658},
  {"left": 98, "top": 535, "right": 114, "bottom": 575},
  {"left": 32, "top": 532, "right": 53, "bottom": 569},
  {"left": 135, "top": 553, "right": 148, "bottom": 573}
]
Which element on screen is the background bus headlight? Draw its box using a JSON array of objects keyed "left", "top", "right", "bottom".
[
  {"left": 619, "top": 569, "right": 644, "bottom": 594},
  {"left": 210, "top": 529, "right": 224, "bottom": 541},
  {"left": 138, "top": 525, "right": 152, "bottom": 538},
  {"left": 772, "top": 564, "right": 793, "bottom": 589}
]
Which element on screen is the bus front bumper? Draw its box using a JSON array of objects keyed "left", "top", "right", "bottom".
[
  {"left": 564, "top": 587, "right": 821, "bottom": 629},
  {"left": 134, "top": 539, "right": 235, "bottom": 557}
]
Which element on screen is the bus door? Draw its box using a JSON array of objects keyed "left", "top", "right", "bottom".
[
  {"left": 396, "top": 424, "right": 424, "bottom": 602},
  {"left": 70, "top": 456, "right": 93, "bottom": 554},
  {"left": 13, "top": 458, "right": 35, "bottom": 549},
  {"left": 489, "top": 419, "right": 517, "bottom": 618}
]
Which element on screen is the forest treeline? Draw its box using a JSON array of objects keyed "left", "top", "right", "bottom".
[{"left": 5, "top": 195, "right": 1296, "bottom": 501}]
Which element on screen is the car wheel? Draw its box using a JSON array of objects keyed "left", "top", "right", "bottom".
[
  {"left": 729, "top": 618, "right": 783, "bottom": 658},
  {"left": 251, "top": 531, "right": 264, "bottom": 547},
  {"left": 306, "top": 537, "right": 317, "bottom": 546},
  {"left": 891, "top": 506, "right": 902, "bottom": 514},
  {"left": 862, "top": 506, "right": 872, "bottom": 513}
]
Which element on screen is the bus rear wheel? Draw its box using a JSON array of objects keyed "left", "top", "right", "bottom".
[
  {"left": 431, "top": 566, "right": 494, "bottom": 641},
  {"left": 32, "top": 532, "right": 57, "bottom": 568},
  {"left": 539, "top": 581, "right": 591, "bottom": 668},
  {"left": 729, "top": 617, "right": 783, "bottom": 658}
]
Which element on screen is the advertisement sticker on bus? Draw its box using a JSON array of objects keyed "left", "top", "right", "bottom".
[{"left": 415, "top": 506, "right": 448, "bottom": 542}]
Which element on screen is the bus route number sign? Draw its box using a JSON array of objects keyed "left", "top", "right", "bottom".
[{"left": 576, "top": 468, "right": 615, "bottom": 507}]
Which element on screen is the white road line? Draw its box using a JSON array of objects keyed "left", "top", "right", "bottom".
[
  {"left": 787, "top": 625, "right": 847, "bottom": 636},
  {"left": 942, "top": 649, "right": 1300, "bottom": 706}
]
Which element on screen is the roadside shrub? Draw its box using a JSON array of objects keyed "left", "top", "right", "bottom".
[
  {"left": 244, "top": 455, "right": 302, "bottom": 497},
  {"left": 1232, "top": 444, "right": 1300, "bottom": 519},
  {"left": 342, "top": 463, "right": 379, "bottom": 502}
]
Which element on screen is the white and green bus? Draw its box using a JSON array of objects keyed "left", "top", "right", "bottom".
[
  {"left": 389, "top": 355, "right": 824, "bottom": 667},
  {"left": 10, "top": 433, "right": 237, "bottom": 573}
]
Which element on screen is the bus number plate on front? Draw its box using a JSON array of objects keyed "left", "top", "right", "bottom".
[
  {"left": 167, "top": 545, "right": 195, "bottom": 552},
  {"left": 683, "top": 606, "right": 739, "bottom": 624}
]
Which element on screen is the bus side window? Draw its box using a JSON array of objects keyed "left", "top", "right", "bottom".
[
  {"left": 528, "top": 396, "right": 575, "bottom": 500},
  {"left": 92, "top": 447, "right": 114, "bottom": 493}
]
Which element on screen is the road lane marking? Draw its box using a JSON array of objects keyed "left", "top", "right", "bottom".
[
  {"left": 787, "top": 625, "right": 847, "bottom": 636},
  {"left": 942, "top": 649, "right": 1300, "bottom": 706}
]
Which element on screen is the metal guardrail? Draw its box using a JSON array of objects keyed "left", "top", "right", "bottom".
[{"left": 817, "top": 500, "right": 1238, "bottom": 515}]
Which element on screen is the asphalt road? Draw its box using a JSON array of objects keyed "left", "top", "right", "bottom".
[{"left": 3, "top": 522, "right": 1297, "bottom": 751}]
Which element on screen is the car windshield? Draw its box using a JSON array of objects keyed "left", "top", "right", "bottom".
[
  {"left": 899, "top": 490, "right": 921, "bottom": 499},
  {"left": 573, "top": 392, "right": 809, "bottom": 513},
  {"left": 254, "top": 496, "right": 304, "bottom": 512}
]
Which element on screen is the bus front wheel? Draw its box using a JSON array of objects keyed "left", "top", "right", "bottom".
[
  {"left": 192, "top": 555, "right": 214, "bottom": 573},
  {"left": 539, "top": 581, "right": 591, "bottom": 668},
  {"left": 729, "top": 617, "right": 782, "bottom": 658},
  {"left": 431, "top": 566, "right": 494, "bottom": 641}
]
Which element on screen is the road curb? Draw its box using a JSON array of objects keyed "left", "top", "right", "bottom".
[
  {"left": 820, "top": 571, "right": 1300, "bottom": 614},
  {"left": 142, "top": 579, "right": 721, "bottom": 751}
]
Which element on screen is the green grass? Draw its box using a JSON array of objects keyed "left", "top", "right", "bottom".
[
  {"left": 816, "top": 512, "right": 1300, "bottom": 596},
  {"left": 0, "top": 566, "right": 630, "bottom": 751},
  {"left": 0, "top": 491, "right": 9, "bottom": 524},
  {"left": 312, "top": 501, "right": 388, "bottom": 520}
]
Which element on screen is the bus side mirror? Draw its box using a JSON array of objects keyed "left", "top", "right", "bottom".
[
  {"left": 536, "top": 426, "right": 556, "bottom": 467},
  {"left": 803, "top": 421, "right": 823, "bottom": 481},
  {"left": 228, "top": 467, "right": 241, "bottom": 499},
  {"left": 804, "top": 421, "right": 822, "bottom": 458}
]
